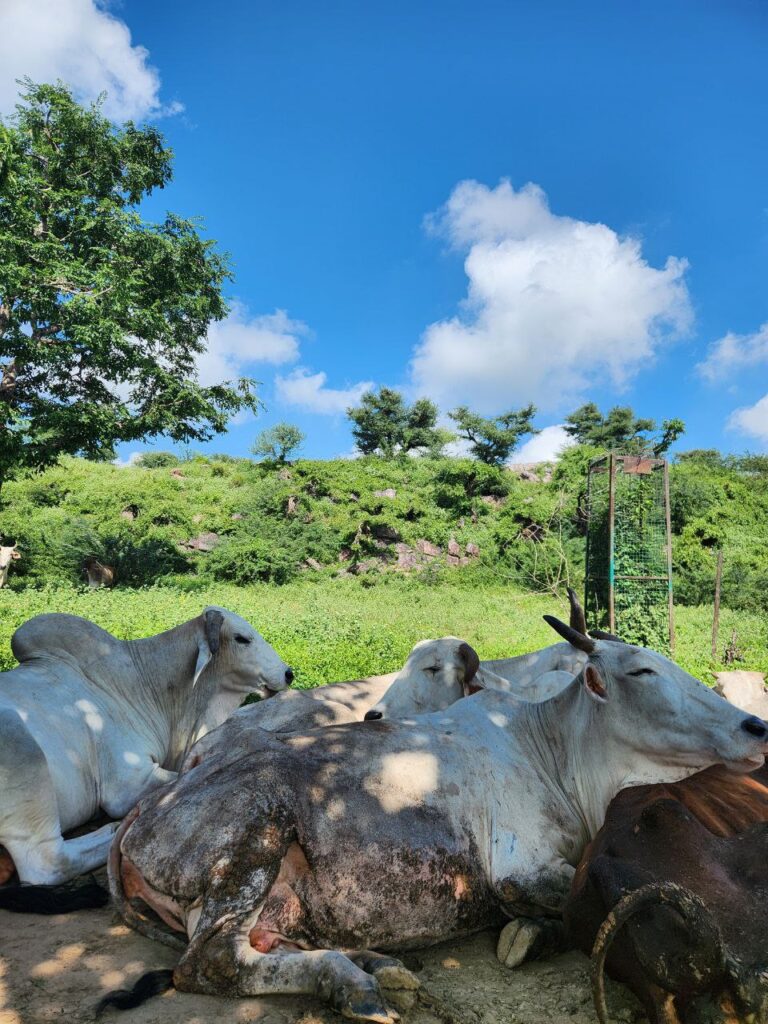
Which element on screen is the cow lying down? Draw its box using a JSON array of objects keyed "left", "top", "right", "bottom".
[
  {"left": 182, "top": 636, "right": 573, "bottom": 772},
  {"left": 102, "top": 617, "right": 768, "bottom": 1023},
  {"left": 566, "top": 763, "right": 768, "bottom": 1024},
  {"left": 0, "top": 607, "right": 291, "bottom": 912}
]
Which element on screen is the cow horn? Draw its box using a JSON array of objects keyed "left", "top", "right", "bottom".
[
  {"left": 543, "top": 615, "right": 595, "bottom": 654},
  {"left": 591, "top": 629, "right": 625, "bottom": 643},
  {"left": 567, "top": 587, "right": 588, "bottom": 635},
  {"left": 590, "top": 882, "right": 725, "bottom": 1024},
  {"left": 457, "top": 642, "right": 480, "bottom": 687},
  {"left": 204, "top": 609, "right": 224, "bottom": 655}
]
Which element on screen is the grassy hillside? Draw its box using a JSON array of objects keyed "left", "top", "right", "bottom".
[
  {"left": 0, "top": 448, "right": 766, "bottom": 619},
  {"left": 0, "top": 579, "right": 765, "bottom": 682}
]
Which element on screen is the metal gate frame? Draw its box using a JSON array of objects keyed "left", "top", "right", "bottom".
[{"left": 584, "top": 452, "right": 675, "bottom": 653}]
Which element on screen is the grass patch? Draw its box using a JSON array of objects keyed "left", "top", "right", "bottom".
[{"left": 0, "top": 578, "right": 765, "bottom": 685}]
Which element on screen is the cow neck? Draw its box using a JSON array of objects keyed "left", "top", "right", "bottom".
[
  {"left": 516, "top": 676, "right": 650, "bottom": 853},
  {"left": 125, "top": 618, "right": 216, "bottom": 767}
]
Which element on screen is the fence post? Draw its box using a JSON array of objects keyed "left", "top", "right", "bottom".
[{"left": 711, "top": 548, "right": 724, "bottom": 661}]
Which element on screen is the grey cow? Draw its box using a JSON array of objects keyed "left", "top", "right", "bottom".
[{"left": 106, "top": 617, "right": 768, "bottom": 1022}]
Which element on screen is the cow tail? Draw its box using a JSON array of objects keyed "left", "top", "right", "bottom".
[
  {"left": 590, "top": 881, "right": 718, "bottom": 1024},
  {"left": 0, "top": 875, "right": 109, "bottom": 914},
  {"left": 95, "top": 970, "right": 175, "bottom": 1015}
]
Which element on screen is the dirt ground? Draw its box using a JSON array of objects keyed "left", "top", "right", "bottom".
[{"left": 0, "top": 880, "right": 647, "bottom": 1024}]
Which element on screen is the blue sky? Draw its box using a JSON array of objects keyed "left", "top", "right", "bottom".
[{"left": 1, "top": 0, "right": 767, "bottom": 461}]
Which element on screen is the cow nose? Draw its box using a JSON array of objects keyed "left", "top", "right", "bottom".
[
  {"left": 741, "top": 716, "right": 768, "bottom": 739},
  {"left": 285, "top": 668, "right": 294, "bottom": 685},
  {"left": 364, "top": 710, "right": 383, "bottom": 721}
]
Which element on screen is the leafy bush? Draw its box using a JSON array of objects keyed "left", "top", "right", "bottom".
[{"left": 137, "top": 452, "right": 181, "bottom": 468}]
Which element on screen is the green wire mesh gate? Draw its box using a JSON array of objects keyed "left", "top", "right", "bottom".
[{"left": 585, "top": 453, "right": 675, "bottom": 653}]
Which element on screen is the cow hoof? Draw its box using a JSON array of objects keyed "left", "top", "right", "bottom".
[
  {"left": 340, "top": 996, "right": 399, "bottom": 1023},
  {"left": 373, "top": 964, "right": 420, "bottom": 1013},
  {"left": 372, "top": 963, "right": 421, "bottom": 992},
  {"left": 496, "top": 918, "right": 542, "bottom": 968}
]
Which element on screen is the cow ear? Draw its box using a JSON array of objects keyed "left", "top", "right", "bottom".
[
  {"left": 458, "top": 642, "right": 481, "bottom": 696},
  {"left": 584, "top": 664, "right": 608, "bottom": 704},
  {"left": 11, "top": 550, "right": 20, "bottom": 560}
]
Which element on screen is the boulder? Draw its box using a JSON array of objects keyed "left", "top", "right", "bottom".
[
  {"left": 416, "top": 539, "right": 441, "bottom": 558},
  {"left": 374, "top": 488, "right": 397, "bottom": 499},
  {"left": 466, "top": 542, "right": 480, "bottom": 557},
  {"left": 447, "top": 538, "right": 461, "bottom": 557},
  {"left": 183, "top": 531, "right": 220, "bottom": 553},
  {"left": 394, "top": 543, "right": 420, "bottom": 571},
  {"left": 303, "top": 557, "right": 323, "bottom": 571}
]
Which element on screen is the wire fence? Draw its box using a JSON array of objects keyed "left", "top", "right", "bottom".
[{"left": 585, "top": 453, "right": 674, "bottom": 651}]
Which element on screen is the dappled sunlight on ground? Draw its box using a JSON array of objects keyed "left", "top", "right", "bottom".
[{"left": 0, "top": 873, "right": 647, "bottom": 1024}]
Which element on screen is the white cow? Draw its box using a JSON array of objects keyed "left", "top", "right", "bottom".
[
  {"left": 107, "top": 615, "right": 768, "bottom": 1022},
  {"left": 0, "top": 544, "right": 20, "bottom": 588},
  {"left": 0, "top": 606, "right": 291, "bottom": 905},
  {"left": 182, "top": 638, "right": 573, "bottom": 772}
]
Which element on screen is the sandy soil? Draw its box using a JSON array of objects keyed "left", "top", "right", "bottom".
[{"left": 0, "top": 882, "right": 647, "bottom": 1024}]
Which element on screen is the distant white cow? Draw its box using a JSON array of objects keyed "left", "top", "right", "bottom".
[
  {"left": 0, "top": 607, "right": 292, "bottom": 909},
  {"left": 0, "top": 544, "right": 20, "bottom": 588}
]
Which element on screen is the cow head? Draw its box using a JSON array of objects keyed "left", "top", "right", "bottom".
[
  {"left": 195, "top": 606, "right": 293, "bottom": 698},
  {"left": 363, "top": 637, "right": 483, "bottom": 720},
  {"left": 544, "top": 616, "right": 768, "bottom": 777}
]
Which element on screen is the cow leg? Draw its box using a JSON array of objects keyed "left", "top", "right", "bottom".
[
  {"left": 492, "top": 855, "right": 574, "bottom": 968},
  {"left": 0, "top": 710, "right": 117, "bottom": 884},
  {"left": 348, "top": 951, "right": 421, "bottom": 1014},
  {"left": 176, "top": 922, "right": 399, "bottom": 1023},
  {"left": 99, "top": 762, "right": 178, "bottom": 819}
]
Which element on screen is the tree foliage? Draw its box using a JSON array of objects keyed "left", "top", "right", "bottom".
[
  {"left": 449, "top": 404, "right": 538, "bottom": 465},
  {"left": 564, "top": 403, "right": 684, "bottom": 455},
  {"left": 251, "top": 422, "right": 305, "bottom": 464},
  {"left": 0, "top": 82, "right": 258, "bottom": 494},
  {"left": 347, "top": 387, "right": 448, "bottom": 457}
]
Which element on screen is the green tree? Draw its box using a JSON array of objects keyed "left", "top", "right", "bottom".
[
  {"left": 347, "top": 387, "right": 448, "bottom": 457},
  {"left": 564, "top": 403, "right": 684, "bottom": 456},
  {"left": 251, "top": 422, "right": 305, "bottom": 464},
  {"left": 0, "top": 82, "right": 258, "bottom": 499},
  {"left": 448, "top": 404, "right": 538, "bottom": 465}
]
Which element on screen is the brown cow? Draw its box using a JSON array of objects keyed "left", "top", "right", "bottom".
[
  {"left": 565, "top": 764, "right": 768, "bottom": 1024},
  {"left": 83, "top": 556, "right": 115, "bottom": 589}
]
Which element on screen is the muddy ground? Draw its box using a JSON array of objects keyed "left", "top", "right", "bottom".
[{"left": 0, "top": 880, "right": 647, "bottom": 1024}]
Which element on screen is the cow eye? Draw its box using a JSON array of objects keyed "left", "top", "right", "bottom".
[
  {"left": 234, "top": 634, "right": 252, "bottom": 645},
  {"left": 425, "top": 665, "right": 440, "bottom": 675},
  {"left": 628, "top": 668, "right": 655, "bottom": 677}
]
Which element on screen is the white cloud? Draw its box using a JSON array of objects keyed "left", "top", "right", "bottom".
[
  {"left": 728, "top": 393, "right": 768, "bottom": 447},
  {"left": 514, "top": 425, "right": 575, "bottom": 463},
  {"left": 697, "top": 322, "right": 768, "bottom": 383},
  {"left": 275, "top": 368, "right": 373, "bottom": 416},
  {"left": 197, "top": 305, "right": 306, "bottom": 387},
  {"left": 0, "top": 0, "right": 181, "bottom": 121},
  {"left": 412, "top": 179, "right": 692, "bottom": 414},
  {"left": 113, "top": 451, "right": 143, "bottom": 468}
]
